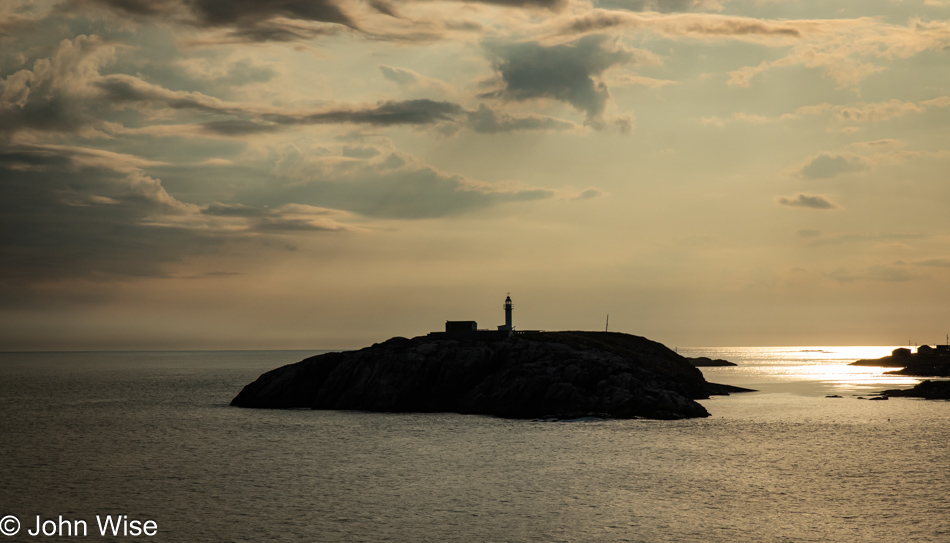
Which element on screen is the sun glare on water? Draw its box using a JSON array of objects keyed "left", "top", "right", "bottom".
[{"left": 689, "top": 345, "right": 924, "bottom": 394}]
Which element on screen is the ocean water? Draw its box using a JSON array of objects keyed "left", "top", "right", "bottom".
[{"left": 1, "top": 347, "right": 948, "bottom": 542}]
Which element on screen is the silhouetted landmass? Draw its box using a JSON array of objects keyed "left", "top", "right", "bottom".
[
  {"left": 231, "top": 331, "right": 753, "bottom": 420},
  {"left": 851, "top": 347, "right": 950, "bottom": 377},
  {"left": 687, "top": 356, "right": 737, "bottom": 367},
  {"left": 878, "top": 380, "right": 950, "bottom": 400}
]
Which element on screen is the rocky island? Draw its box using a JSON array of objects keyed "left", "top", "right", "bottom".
[
  {"left": 231, "top": 331, "right": 751, "bottom": 420},
  {"left": 686, "top": 357, "right": 737, "bottom": 367},
  {"left": 851, "top": 345, "right": 950, "bottom": 377}
]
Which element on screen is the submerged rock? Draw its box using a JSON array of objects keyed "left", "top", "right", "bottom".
[{"left": 231, "top": 331, "right": 753, "bottom": 420}]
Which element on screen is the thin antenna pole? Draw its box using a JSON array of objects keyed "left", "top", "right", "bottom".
[{"left": 605, "top": 314, "right": 609, "bottom": 332}]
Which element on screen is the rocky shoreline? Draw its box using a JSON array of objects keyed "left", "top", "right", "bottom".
[
  {"left": 877, "top": 380, "right": 950, "bottom": 400},
  {"left": 231, "top": 331, "right": 752, "bottom": 420},
  {"left": 851, "top": 347, "right": 950, "bottom": 377}
]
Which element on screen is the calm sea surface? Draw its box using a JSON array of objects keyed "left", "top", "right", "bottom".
[{"left": 1, "top": 347, "right": 947, "bottom": 542}]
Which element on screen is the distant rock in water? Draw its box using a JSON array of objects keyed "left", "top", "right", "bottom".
[
  {"left": 686, "top": 356, "right": 737, "bottom": 367},
  {"left": 878, "top": 380, "right": 950, "bottom": 400},
  {"left": 231, "top": 331, "right": 754, "bottom": 420},
  {"left": 851, "top": 347, "right": 950, "bottom": 377}
]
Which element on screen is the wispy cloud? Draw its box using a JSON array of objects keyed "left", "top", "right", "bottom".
[{"left": 777, "top": 193, "right": 839, "bottom": 210}]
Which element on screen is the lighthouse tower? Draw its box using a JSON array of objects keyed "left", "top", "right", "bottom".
[{"left": 498, "top": 295, "right": 513, "bottom": 333}]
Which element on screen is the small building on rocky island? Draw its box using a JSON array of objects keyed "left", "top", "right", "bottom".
[
  {"left": 445, "top": 321, "right": 478, "bottom": 333},
  {"left": 916, "top": 344, "right": 950, "bottom": 356},
  {"left": 434, "top": 295, "right": 521, "bottom": 338}
]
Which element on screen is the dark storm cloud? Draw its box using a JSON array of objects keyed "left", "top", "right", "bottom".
[
  {"left": 559, "top": 11, "right": 801, "bottom": 38},
  {"left": 0, "top": 141, "right": 560, "bottom": 302},
  {"left": 201, "top": 120, "right": 281, "bottom": 135},
  {"left": 801, "top": 154, "right": 862, "bottom": 179},
  {"left": 288, "top": 99, "right": 466, "bottom": 126},
  {"left": 0, "top": 144, "right": 361, "bottom": 302},
  {"left": 481, "top": 35, "right": 633, "bottom": 125},
  {"left": 368, "top": 0, "right": 399, "bottom": 17},
  {"left": 95, "top": 74, "right": 466, "bottom": 128},
  {"left": 777, "top": 193, "right": 839, "bottom": 210},
  {"left": 187, "top": 0, "right": 351, "bottom": 27},
  {"left": 62, "top": 0, "right": 356, "bottom": 41},
  {"left": 95, "top": 72, "right": 577, "bottom": 133},
  {"left": 0, "top": 154, "right": 214, "bottom": 302}
]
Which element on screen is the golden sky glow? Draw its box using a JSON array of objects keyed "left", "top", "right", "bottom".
[{"left": 1, "top": 0, "right": 949, "bottom": 350}]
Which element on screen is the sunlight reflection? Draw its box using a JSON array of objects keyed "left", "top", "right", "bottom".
[{"left": 684, "top": 345, "right": 927, "bottom": 395}]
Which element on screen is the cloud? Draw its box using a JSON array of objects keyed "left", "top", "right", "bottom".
[
  {"left": 836, "top": 99, "right": 925, "bottom": 123},
  {"left": 557, "top": 11, "right": 802, "bottom": 39},
  {"left": 468, "top": 0, "right": 566, "bottom": 8},
  {"left": 61, "top": 0, "right": 355, "bottom": 42},
  {"left": 95, "top": 73, "right": 467, "bottom": 128},
  {"left": 200, "top": 119, "right": 281, "bottom": 135},
  {"left": 481, "top": 34, "right": 634, "bottom": 126},
  {"left": 466, "top": 103, "right": 580, "bottom": 133},
  {"left": 827, "top": 265, "right": 916, "bottom": 284},
  {"left": 593, "top": 0, "right": 723, "bottom": 12},
  {"left": 727, "top": 60, "right": 769, "bottom": 87},
  {"left": 914, "top": 258, "right": 950, "bottom": 268},
  {"left": 0, "top": 152, "right": 217, "bottom": 296},
  {"left": 572, "top": 187, "right": 604, "bottom": 200},
  {"left": 379, "top": 65, "right": 421, "bottom": 86},
  {"left": 291, "top": 99, "right": 465, "bottom": 126},
  {"left": 777, "top": 193, "right": 839, "bottom": 210},
  {"left": 378, "top": 65, "right": 452, "bottom": 94},
  {"left": 264, "top": 145, "right": 556, "bottom": 219},
  {"left": 800, "top": 154, "right": 863, "bottom": 179},
  {"left": 805, "top": 232, "right": 923, "bottom": 247},
  {"left": 0, "top": 143, "right": 373, "bottom": 302},
  {"left": 0, "top": 35, "right": 117, "bottom": 138},
  {"left": 559, "top": 14, "right": 949, "bottom": 88},
  {"left": 701, "top": 111, "right": 770, "bottom": 126},
  {"left": 93, "top": 71, "right": 581, "bottom": 135},
  {"left": 610, "top": 74, "right": 676, "bottom": 88}
]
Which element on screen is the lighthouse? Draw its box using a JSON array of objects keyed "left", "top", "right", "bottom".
[{"left": 498, "top": 294, "right": 513, "bottom": 333}]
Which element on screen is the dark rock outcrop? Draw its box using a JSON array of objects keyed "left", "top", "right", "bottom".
[
  {"left": 851, "top": 348, "right": 950, "bottom": 377},
  {"left": 878, "top": 380, "right": 950, "bottom": 400},
  {"left": 687, "top": 356, "right": 737, "bottom": 367},
  {"left": 231, "top": 331, "right": 753, "bottom": 420}
]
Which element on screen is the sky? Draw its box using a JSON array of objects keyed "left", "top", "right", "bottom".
[{"left": 1, "top": 0, "right": 949, "bottom": 350}]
